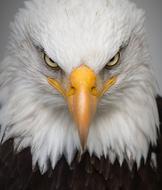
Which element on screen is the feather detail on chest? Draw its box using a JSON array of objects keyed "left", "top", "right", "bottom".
[{"left": 0, "top": 98, "right": 162, "bottom": 190}]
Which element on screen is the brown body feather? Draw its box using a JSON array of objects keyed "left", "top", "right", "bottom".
[{"left": 0, "top": 97, "right": 162, "bottom": 190}]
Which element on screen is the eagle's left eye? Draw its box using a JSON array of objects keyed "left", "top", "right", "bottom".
[
  {"left": 105, "top": 52, "right": 120, "bottom": 69},
  {"left": 44, "top": 53, "right": 60, "bottom": 70}
]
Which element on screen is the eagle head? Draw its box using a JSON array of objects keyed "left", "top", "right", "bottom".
[{"left": 0, "top": 0, "right": 159, "bottom": 173}]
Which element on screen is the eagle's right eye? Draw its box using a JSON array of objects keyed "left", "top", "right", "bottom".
[
  {"left": 105, "top": 52, "right": 120, "bottom": 69},
  {"left": 44, "top": 53, "right": 60, "bottom": 70}
]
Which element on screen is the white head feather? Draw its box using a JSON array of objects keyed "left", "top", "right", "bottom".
[{"left": 0, "top": 0, "right": 159, "bottom": 173}]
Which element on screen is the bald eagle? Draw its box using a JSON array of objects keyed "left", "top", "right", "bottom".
[{"left": 0, "top": 0, "right": 162, "bottom": 189}]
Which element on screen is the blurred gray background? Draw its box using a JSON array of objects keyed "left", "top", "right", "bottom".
[{"left": 0, "top": 0, "right": 162, "bottom": 94}]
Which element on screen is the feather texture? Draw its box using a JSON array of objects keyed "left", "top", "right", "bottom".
[{"left": 0, "top": 97, "right": 161, "bottom": 190}]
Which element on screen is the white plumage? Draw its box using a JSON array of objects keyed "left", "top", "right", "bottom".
[{"left": 0, "top": 0, "right": 159, "bottom": 173}]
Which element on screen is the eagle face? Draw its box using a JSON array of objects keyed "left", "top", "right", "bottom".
[{"left": 0, "top": 0, "right": 159, "bottom": 173}]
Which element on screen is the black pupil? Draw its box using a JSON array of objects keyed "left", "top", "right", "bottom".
[
  {"left": 109, "top": 56, "right": 115, "bottom": 63},
  {"left": 49, "top": 57, "right": 55, "bottom": 63}
]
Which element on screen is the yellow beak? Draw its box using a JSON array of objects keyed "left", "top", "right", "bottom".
[
  {"left": 47, "top": 65, "right": 117, "bottom": 150},
  {"left": 67, "top": 66, "right": 98, "bottom": 149}
]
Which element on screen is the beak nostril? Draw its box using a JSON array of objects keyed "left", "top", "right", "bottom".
[
  {"left": 91, "top": 86, "right": 96, "bottom": 91},
  {"left": 71, "top": 86, "right": 75, "bottom": 89},
  {"left": 91, "top": 86, "right": 98, "bottom": 96},
  {"left": 71, "top": 86, "right": 75, "bottom": 91},
  {"left": 67, "top": 86, "right": 76, "bottom": 96}
]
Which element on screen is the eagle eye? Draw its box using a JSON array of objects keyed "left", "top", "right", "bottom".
[
  {"left": 44, "top": 53, "right": 60, "bottom": 70},
  {"left": 105, "top": 52, "right": 120, "bottom": 69}
]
